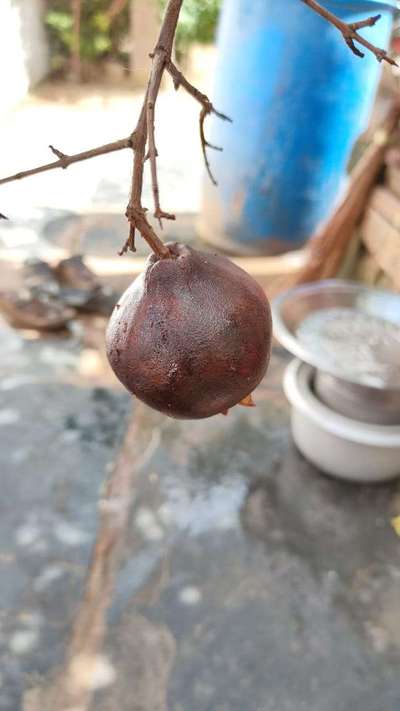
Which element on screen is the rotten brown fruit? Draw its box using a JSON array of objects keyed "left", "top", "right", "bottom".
[{"left": 106, "top": 243, "right": 272, "bottom": 419}]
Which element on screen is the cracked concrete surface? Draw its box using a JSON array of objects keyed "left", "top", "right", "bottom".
[
  {"left": 1, "top": 312, "right": 400, "bottom": 709},
  {"left": 0, "top": 83, "right": 400, "bottom": 711}
]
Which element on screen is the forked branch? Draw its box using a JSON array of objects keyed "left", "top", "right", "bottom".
[
  {"left": 0, "top": 0, "right": 396, "bottom": 258},
  {"left": 0, "top": 137, "right": 135, "bottom": 186},
  {"left": 302, "top": 0, "right": 398, "bottom": 65},
  {"left": 167, "top": 60, "right": 231, "bottom": 185}
]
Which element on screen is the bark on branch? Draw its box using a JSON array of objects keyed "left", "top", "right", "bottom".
[
  {"left": 0, "top": 137, "right": 135, "bottom": 186},
  {"left": 167, "top": 61, "right": 231, "bottom": 185},
  {"left": 0, "top": 0, "right": 396, "bottom": 258},
  {"left": 302, "top": 0, "right": 397, "bottom": 65}
]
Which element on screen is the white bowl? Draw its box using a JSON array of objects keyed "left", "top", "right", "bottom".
[{"left": 283, "top": 359, "right": 400, "bottom": 483}]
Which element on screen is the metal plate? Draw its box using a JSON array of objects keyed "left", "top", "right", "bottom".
[{"left": 272, "top": 280, "right": 400, "bottom": 391}]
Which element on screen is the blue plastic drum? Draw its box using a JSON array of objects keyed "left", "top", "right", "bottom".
[{"left": 198, "top": 0, "right": 396, "bottom": 255}]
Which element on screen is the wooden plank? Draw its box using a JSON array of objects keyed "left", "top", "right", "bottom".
[
  {"left": 387, "top": 165, "right": 400, "bottom": 200},
  {"left": 375, "top": 271, "right": 395, "bottom": 291},
  {"left": 369, "top": 186, "right": 400, "bottom": 229},
  {"left": 361, "top": 208, "right": 400, "bottom": 289},
  {"left": 353, "top": 251, "right": 381, "bottom": 285},
  {"left": 292, "top": 102, "right": 400, "bottom": 285},
  {"left": 337, "top": 231, "right": 362, "bottom": 279}
]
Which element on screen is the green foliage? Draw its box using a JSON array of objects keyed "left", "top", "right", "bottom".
[
  {"left": 45, "top": 0, "right": 128, "bottom": 71},
  {"left": 160, "top": 0, "right": 221, "bottom": 53},
  {"left": 45, "top": 0, "right": 221, "bottom": 74}
]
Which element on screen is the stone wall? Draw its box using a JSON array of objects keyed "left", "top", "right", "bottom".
[{"left": 0, "top": 0, "right": 49, "bottom": 111}]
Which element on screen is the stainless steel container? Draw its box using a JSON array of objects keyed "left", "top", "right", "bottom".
[
  {"left": 313, "top": 370, "right": 400, "bottom": 425},
  {"left": 273, "top": 280, "right": 400, "bottom": 426}
]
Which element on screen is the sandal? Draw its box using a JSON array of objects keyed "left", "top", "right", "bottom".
[{"left": 0, "top": 289, "right": 75, "bottom": 331}]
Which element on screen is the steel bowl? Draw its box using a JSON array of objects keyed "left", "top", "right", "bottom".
[
  {"left": 272, "top": 280, "right": 400, "bottom": 425},
  {"left": 313, "top": 370, "right": 400, "bottom": 425}
]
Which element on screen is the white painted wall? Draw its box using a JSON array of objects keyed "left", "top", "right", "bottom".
[{"left": 0, "top": 0, "right": 49, "bottom": 111}]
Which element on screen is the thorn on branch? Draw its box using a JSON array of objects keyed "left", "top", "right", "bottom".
[
  {"left": 145, "top": 148, "right": 158, "bottom": 162},
  {"left": 124, "top": 205, "right": 169, "bottom": 259},
  {"left": 349, "top": 14, "right": 381, "bottom": 31},
  {"left": 212, "top": 108, "right": 232, "bottom": 123},
  {"left": 119, "top": 223, "right": 136, "bottom": 255},
  {"left": 199, "top": 103, "right": 231, "bottom": 182},
  {"left": 345, "top": 37, "right": 365, "bottom": 58},
  {"left": 49, "top": 144, "right": 69, "bottom": 168},
  {"left": 128, "top": 223, "right": 137, "bottom": 252},
  {"left": 205, "top": 140, "right": 223, "bottom": 152},
  {"left": 0, "top": 137, "right": 132, "bottom": 188},
  {"left": 302, "top": 0, "right": 397, "bottom": 66},
  {"left": 118, "top": 238, "right": 130, "bottom": 256},
  {"left": 155, "top": 209, "right": 176, "bottom": 227}
]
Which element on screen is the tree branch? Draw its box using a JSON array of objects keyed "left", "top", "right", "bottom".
[
  {"left": 0, "top": 0, "right": 395, "bottom": 259},
  {"left": 147, "top": 50, "right": 176, "bottom": 227},
  {"left": 124, "top": 0, "right": 184, "bottom": 256},
  {"left": 167, "top": 61, "right": 231, "bottom": 185},
  {"left": 302, "top": 0, "right": 397, "bottom": 65},
  {"left": 0, "top": 137, "right": 134, "bottom": 186}
]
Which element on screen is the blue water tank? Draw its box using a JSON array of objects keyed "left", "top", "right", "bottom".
[{"left": 198, "top": 0, "right": 396, "bottom": 255}]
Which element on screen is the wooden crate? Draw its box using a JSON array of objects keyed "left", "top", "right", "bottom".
[
  {"left": 353, "top": 250, "right": 381, "bottom": 286},
  {"left": 387, "top": 165, "right": 400, "bottom": 201},
  {"left": 357, "top": 193, "right": 400, "bottom": 291}
]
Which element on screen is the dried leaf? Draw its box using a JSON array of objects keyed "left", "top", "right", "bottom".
[
  {"left": 391, "top": 515, "right": 400, "bottom": 537},
  {"left": 239, "top": 394, "right": 255, "bottom": 408}
]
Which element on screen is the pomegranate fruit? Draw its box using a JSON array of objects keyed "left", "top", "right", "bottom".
[{"left": 106, "top": 242, "right": 272, "bottom": 419}]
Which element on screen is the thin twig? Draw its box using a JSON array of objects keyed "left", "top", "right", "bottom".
[
  {"left": 0, "top": 0, "right": 227, "bottom": 257},
  {"left": 124, "top": 89, "right": 171, "bottom": 258},
  {"left": 147, "top": 49, "right": 176, "bottom": 227},
  {"left": 1, "top": 0, "right": 394, "bottom": 260},
  {"left": 125, "top": 0, "right": 184, "bottom": 254},
  {"left": 0, "top": 0, "right": 188, "bottom": 259},
  {"left": 199, "top": 107, "right": 217, "bottom": 185},
  {"left": 302, "top": 0, "right": 397, "bottom": 65},
  {"left": 166, "top": 61, "right": 230, "bottom": 121},
  {"left": 0, "top": 137, "right": 134, "bottom": 186},
  {"left": 167, "top": 61, "right": 231, "bottom": 185}
]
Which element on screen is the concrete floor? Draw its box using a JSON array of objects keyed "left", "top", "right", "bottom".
[
  {"left": 1, "top": 82, "right": 400, "bottom": 711},
  {"left": 1, "top": 311, "right": 400, "bottom": 710}
]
